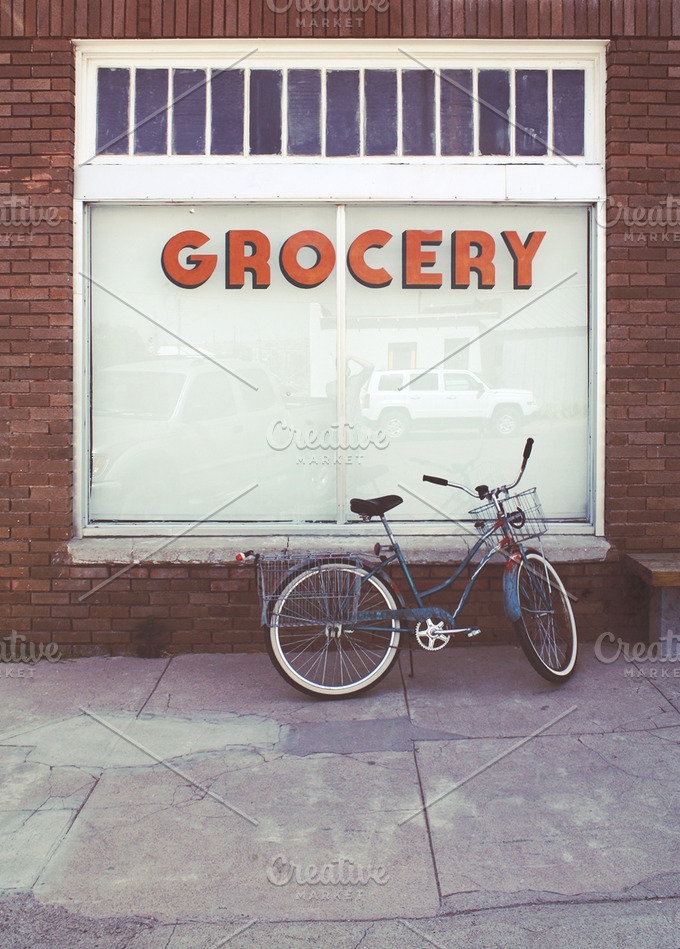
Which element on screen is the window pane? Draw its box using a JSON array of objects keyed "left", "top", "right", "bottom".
[
  {"left": 345, "top": 204, "right": 589, "bottom": 521},
  {"left": 478, "top": 69, "right": 510, "bottom": 156},
  {"left": 89, "top": 204, "right": 338, "bottom": 523},
  {"left": 326, "top": 70, "right": 360, "bottom": 157},
  {"left": 365, "top": 70, "right": 397, "bottom": 156},
  {"left": 553, "top": 69, "right": 585, "bottom": 156},
  {"left": 96, "top": 68, "right": 129, "bottom": 155},
  {"left": 172, "top": 69, "right": 206, "bottom": 155},
  {"left": 402, "top": 70, "right": 435, "bottom": 156},
  {"left": 211, "top": 69, "right": 244, "bottom": 155},
  {"left": 288, "top": 69, "right": 321, "bottom": 156},
  {"left": 250, "top": 70, "right": 282, "bottom": 155},
  {"left": 515, "top": 69, "right": 548, "bottom": 156},
  {"left": 134, "top": 68, "right": 168, "bottom": 155},
  {"left": 440, "top": 68, "right": 473, "bottom": 156}
]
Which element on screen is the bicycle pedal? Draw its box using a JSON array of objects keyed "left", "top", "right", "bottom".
[{"left": 466, "top": 628, "right": 481, "bottom": 638}]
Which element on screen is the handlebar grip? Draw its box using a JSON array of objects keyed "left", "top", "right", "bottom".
[
  {"left": 523, "top": 437, "right": 534, "bottom": 462},
  {"left": 423, "top": 475, "right": 449, "bottom": 486}
]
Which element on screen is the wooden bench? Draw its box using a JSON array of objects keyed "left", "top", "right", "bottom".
[{"left": 624, "top": 554, "right": 680, "bottom": 654}]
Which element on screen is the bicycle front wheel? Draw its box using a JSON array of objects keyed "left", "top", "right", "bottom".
[
  {"left": 266, "top": 562, "right": 402, "bottom": 698},
  {"left": 513, "top": 552, "right": 577, "bottom": 683}
]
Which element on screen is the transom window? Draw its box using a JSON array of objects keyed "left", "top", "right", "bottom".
[{"left": 96, "top": 64, "right": 586, "bottom": 159}]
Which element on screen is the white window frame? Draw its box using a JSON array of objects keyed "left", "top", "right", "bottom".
[{"left": 72, "top": 39, "right": 607, "bottom": 543}]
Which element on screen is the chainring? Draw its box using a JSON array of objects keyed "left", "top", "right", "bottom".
[{"left": 415, "top": 619, "right": 451, "bottom": 651}]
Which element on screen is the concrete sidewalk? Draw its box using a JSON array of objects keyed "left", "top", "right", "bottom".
[{"left": 1, "top": 644, "right": 680, "bottom": 948}]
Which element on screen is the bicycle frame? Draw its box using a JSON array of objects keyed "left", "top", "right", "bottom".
[{"left": 354, "top": 509, "right": 536, "bottom": 633}]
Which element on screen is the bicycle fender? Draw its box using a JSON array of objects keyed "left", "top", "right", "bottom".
[{"left": 502, "top": 555, "right": 522, "bottom": 623}]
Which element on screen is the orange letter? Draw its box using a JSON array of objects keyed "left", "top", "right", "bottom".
[
  {"left": 225, "top": 230, "right": 271, "bottom": 289},
  {"left": 279, "top": 231, "right": 336, "bottom": 288},
  {"left": 452, "top": 231, "right": 495, "bottom": 289},
  {"left": 347, "top": 230, "right": 393, "bottom": 288},
  {"left": 161, "top": 231, "right": 217, "bottom": 289},
  {"left": 501, "top": 231, "right": 545, "bottom": 289},
  {"left": 402, "top": 230, "right": 442, "bottom": 289}
]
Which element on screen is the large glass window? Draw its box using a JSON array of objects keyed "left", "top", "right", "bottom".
[{"left": 87, "top": 203, "right": 589, "bottom": 526}]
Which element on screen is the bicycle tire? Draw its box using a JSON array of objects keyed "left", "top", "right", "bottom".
[
  {"left": 513, "top": 551, "right": 577, "bottom": 683},
  {"left": 266, "top": 561, "right": 402, "bottom": 698}
]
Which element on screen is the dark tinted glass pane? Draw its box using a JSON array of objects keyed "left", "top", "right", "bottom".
[
  {"left": 326, "top": 70, "right": 360, "bottom": 157},
  {"left": 250, "top": 70, "right": 282, "bottom": 155},
  {"left": 515, "top": 69, "right": 548, "bottom": 156},
  {"left": 134, "top": 69, "right": 168, "bottom": 155},
  {"left": 440, "top": 68, "right": 473, "bottom": 156},
  {"left": 211, "top": 69, "right": 244, "bottom": 155},
  {"left": 172, "top": 69, "right": 206, "bottom": 155},
  {"left": 97, "top": 68, "right": 129, "bottom": 155},
  {"left": 365, "top": 70, "right": 397, "bottom": 156},
  {"left": 288, "top": 69, "right": 321, "bottom": 156},
  {"left": 478, "top": 69, "right": 510, "bottom": 156},
  {"left": 402, "top": 70, "right": 435, "bottom": 156},
  {"left": 553, "top": 69, "right": 585, "bottom": 156}
]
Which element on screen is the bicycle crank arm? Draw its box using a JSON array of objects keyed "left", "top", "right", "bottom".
[{"left": 357, "top": 607, "right": 481, "bottom": 638}]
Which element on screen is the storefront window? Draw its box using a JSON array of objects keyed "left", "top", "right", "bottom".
[
  {"left": 78, "top": 40, "right": 605, "bottom": 534},
  {"left": 87, "top": 203, "right": 588, "bottom": 525}
]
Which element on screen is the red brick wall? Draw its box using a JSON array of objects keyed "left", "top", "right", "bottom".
[{"left": 0, "top": 1, "right": 676, "bottom": 656}]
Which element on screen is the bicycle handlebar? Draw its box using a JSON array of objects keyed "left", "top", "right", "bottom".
[
  {"left": 422, "top": 437, "right": 535, "bottom": 500},
  {"left": 422, "top": 475, "right": 449, "bottom": 486}
]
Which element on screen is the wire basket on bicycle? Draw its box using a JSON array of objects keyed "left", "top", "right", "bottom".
[
  {"left": 469, "top": 487, "right": 547, "bottom": 554},
  {"left": 256, "top": 552, "right": 364, "bottom": 626}
]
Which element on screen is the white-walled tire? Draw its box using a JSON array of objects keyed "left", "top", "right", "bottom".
[
  {"left": 513, "top": 552, "right": 577, "bottom": 683},
  {"left": 266, "top": 562, "right": 402, "bottom": 698}
]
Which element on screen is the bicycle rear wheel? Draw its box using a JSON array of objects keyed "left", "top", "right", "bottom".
[
  {"left": 513, "top": 551, "right": 577, "bottom": 683},
  {"left": 266, "top": 562, "right": 402, "bottom": 698}
]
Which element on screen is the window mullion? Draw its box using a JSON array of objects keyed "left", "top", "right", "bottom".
[{"left": 335, "top": 203, "right": 347, "bottom": 525}]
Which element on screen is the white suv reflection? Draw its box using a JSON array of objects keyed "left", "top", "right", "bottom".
[{"left": 361, "top": 369, "right": 538, "bottom": 438}]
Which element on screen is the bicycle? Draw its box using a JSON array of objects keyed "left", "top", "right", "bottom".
[{"left": 243, "top": 438, "right": 577, "bottom": 698}]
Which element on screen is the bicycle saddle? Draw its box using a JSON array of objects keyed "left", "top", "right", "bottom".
[{"left": 349, "top": 495, "right": 403, "bottom": 518}]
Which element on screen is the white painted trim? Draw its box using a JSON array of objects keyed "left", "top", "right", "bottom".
[{"left": 75, "top": 163, "right": 605, "bottom": 203}]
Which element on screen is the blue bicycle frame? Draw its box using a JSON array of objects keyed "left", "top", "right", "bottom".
[{"left": 353, "top": 510, "right": 526, "bottom": 633}]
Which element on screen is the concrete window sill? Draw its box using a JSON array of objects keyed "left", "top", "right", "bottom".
[{"left": 67, "top": 534, "right": 611, "bottom": 566}]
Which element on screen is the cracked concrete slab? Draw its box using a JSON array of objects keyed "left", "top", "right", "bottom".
[
  {"left": 3, "top": 646, "right": 680, "bottom": 946},
  {"left": 0, "top": 657, "right": 170, "bottom": 738},
  {"left": 630, "top": 661, "right": 680, "bottom": 716},
  {"left": 404, "top": 646, "right": 680, "bottom": 737},
  {"left": 0, "top": 710, "right": 281, "bottom": 770},
  {"left": 33, "top": 750, "right": 438, "bottom": 922},
  {"left": 2, "top": 890, "right": 680, "bottom": 949},
  {"left": 140, "top": 652, "right": 409, "bottom": 722},
  {"left": 415, "top": 727, "right": 680, "bottom": 907},
  {"left": 277, "top": 717, "right": 464, "bottom": 755}
]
